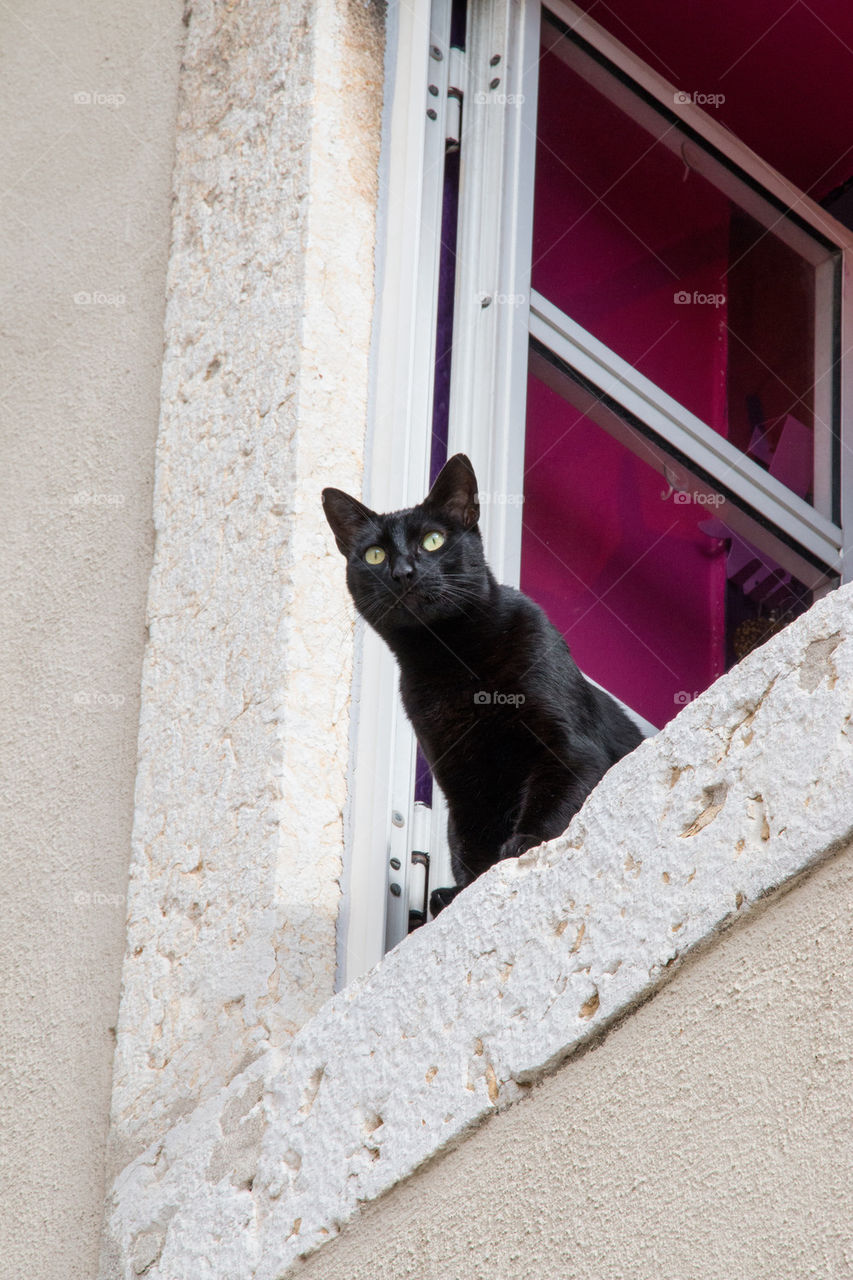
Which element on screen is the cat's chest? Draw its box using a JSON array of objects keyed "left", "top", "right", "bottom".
[
  {"left": 398, "top": 637, "right": 542, "bottom": 744},
  {"left": 399, "top": 624, "right": 526, "bottom": 696}
]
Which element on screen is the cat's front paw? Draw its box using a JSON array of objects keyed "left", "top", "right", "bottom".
[
  {"left": 430, "top": 885, "right": 462, "bottom": 917},
  {"left": 498, "top": 833, "right": 540, "bottom": 861}
]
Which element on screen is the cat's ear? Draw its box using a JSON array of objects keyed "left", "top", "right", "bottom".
[
  {"left": 322, "top": 488, "right": 379, "bottom": 556},
  {"left": 424, "top": 453, "right": 479, "bottom": 530}
]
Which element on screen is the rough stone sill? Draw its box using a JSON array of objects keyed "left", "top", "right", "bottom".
[{"left": 101, "top": 585, "right": 853, "bottom": 1280}]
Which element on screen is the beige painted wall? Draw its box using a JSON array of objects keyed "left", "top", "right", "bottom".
[
  {"left": 0, "top": 4, "right": 183, "bottom": 1279},
  {"left": 293, "top": 841, "right": 853, "bottom": 1280}
]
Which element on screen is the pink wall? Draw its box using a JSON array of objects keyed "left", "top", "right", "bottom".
[
  {"left": 519, "top": 20, "right": 828, "bottom": 725},
  {"left": 570, "top": 0, "right": 853, "bottom": 202},
  {"left": 523, "top": 378, "right": 728, "bottom": 728},
  {"left": 530, "top": 45, "right": 731, "bottom": 435},
  {"left": 522, "top": 42, "right": 732, "bottom": 726}
]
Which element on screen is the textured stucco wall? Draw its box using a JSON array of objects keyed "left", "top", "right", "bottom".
[
  {"left": 0, "top": 3, "right": 184, "bottom": 1279},
  {"left": 106, "top": 0, "right": 386, "bottom": 1176},
  {"left": 293, "top": 839, "right": 853, "bottom": 1280},
  {"left": 99, "top": 583, "right": 853, "bottom": 1279}
]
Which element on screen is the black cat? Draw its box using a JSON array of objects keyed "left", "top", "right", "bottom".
[{"left": 322, "top": 453, "right": 642, "bottom": 915}]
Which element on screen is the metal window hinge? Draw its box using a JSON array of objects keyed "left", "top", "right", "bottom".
[
  {"left": 427, "top": 42, "right": 466, "bottom": 150},
  {"left": 405, "top": 800, "right": 432, "bottom": 931},
  {"left": 408, "top": 850, "right": 431, "bottom": 931}
]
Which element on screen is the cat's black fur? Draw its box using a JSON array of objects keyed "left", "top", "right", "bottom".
[{"left": 322, "top": 454, "right": 642, "bottom": 915}]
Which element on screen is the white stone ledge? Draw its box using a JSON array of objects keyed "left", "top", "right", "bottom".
[{"left": 101, "top": 585, "right": 853, "bottom": 1280}]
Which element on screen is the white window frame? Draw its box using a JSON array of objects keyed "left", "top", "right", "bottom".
[
  {"left": 528, "top": 290, "right": 842, "bottom": 590},
  {"left": 339, "top": 0, "right": 853, "bottom": 987},
  {"left": 336, "top": 0, "right": 444, "bottom": 984}
]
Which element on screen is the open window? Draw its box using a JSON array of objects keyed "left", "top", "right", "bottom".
[
  {"left": 524, "top": 8, "right": 845, "bottom": 726},
  {"left": 339, "top": 0, "right": 853, "bottom": 984}
]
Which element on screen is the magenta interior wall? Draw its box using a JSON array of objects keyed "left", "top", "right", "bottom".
[
  {"left": 530, "top": 46, "right": 731, "bottom": 435},
  {"left": 523, "top": 377, "right": 728, "bottom": 728},
  {"left": 569, "top": 0, "right": 853, "bottom": 202},
  {"left": 519, "top": 6, "right": 844, "bottom": 724},
  {"left": 521, "top": 44, "right": 732, "bottom": 726}
]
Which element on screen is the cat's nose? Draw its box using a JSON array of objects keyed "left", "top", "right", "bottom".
[{"left": 391, "top": 556, "right": 414, "bottom": 582}]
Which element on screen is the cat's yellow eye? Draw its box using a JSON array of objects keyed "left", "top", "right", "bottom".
[
  {"left": 422, "top": 531, "right": 446, "bottom": 552},
  {"left": 364, "top": 546, "right": 386, "bottom": 565}
]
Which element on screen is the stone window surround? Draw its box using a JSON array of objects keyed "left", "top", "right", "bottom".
[{"left": 104, "top": 0, "right": 387, "bottom": 1177}]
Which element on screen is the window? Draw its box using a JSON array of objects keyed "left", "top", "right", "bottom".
[
  {"left": 523, "top": 8, "right": 846, "bottom": 725},
  {"left": 340, "top": 0, "right": 853, "bottom": 983}
]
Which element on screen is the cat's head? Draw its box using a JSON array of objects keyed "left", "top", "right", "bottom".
[{"left": 322, "top": 453, "right": 489, "bottom": 634}]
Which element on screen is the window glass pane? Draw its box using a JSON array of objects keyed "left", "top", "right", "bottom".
[
  {"left": 521, "top": 367, "right": 818, "bottom": 727},
  {"left": 532, "top": 16, "right": 838, "bottom": 513}
]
